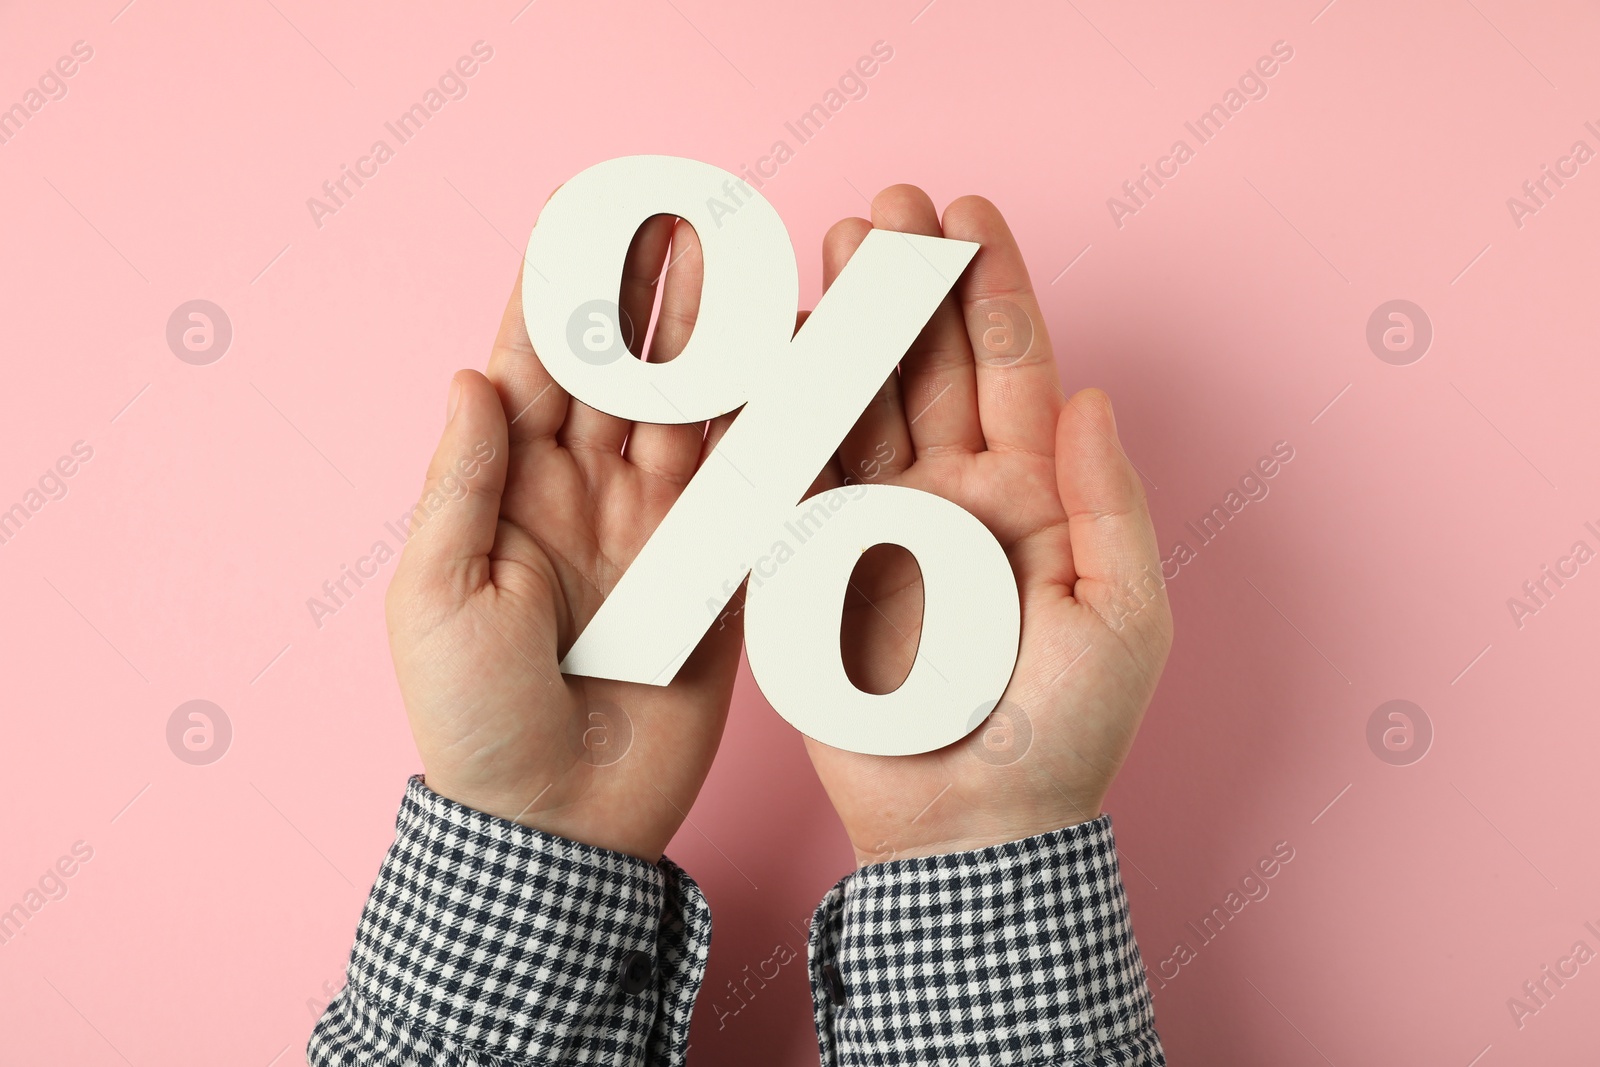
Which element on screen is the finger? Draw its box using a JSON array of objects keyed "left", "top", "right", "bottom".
[
  {"left": 485, "top": 265, "right": 569, "bottom": 444},
  {"left": 1054, "top": 389, "right": 1163, "bottom": 610},
  {"left": 871, "top": 185, "right": 983, "bottom": 458},
  {"left": 398, "top": 370, "right": 510, "bottom": 590},
  {"left": 626, "top": 218, "right": 707, "bottom": 484},
  {"left": 942, "top": 195, "right": 1063, "bottom": 457},
  {"left": 825, "top": 217, "right": 912, "bottom": 483},
  {"left": 622, "top": 213, "right": 675, "bottom": 341},
  {"left": 559, "top": 215, "right": 674, "bottom": 456}
]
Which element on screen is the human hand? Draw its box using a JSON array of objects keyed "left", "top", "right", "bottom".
[
  {"left": 803, "top": 186, "right": 1173, "bottom": 865},
  {"left": 384, "top": 215, "right": 744, "bottom": 863}
]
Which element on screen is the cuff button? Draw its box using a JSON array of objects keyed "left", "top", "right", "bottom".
[
  {"left": 821, "top": 962, "right": 846, "bottom": 1007},
  {"left": 619, "top": 950, "right": 655, "bottom": 996}
]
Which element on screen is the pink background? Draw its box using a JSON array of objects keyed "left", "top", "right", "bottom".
[{"left": 3, "top": 1, "right": 1597, "bottom": 1063}]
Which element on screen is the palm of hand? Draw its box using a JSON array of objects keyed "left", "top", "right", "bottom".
[
  {"left": 814, "top": 447, "right": 1163, "bottom": 864},
  {"left": 391, "top": 443, "right": 741, "bottom": 860},
  {"left": 386, "top": 216, "right": 741, "bottom": 862},
  {"left": 801, "top": 187, "right": 1172, "bottom": 865}
]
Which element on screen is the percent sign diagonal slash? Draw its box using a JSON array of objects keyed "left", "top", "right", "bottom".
[{"left": 523, "top": 155, "right": 1020, "bottom": 756}]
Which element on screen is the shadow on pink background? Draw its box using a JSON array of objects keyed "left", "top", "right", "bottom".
[{"left": 2, "top": 1, "right": 1597, "bottom": 1063}]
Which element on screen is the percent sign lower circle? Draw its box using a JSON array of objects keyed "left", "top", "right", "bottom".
[{"left": 522, "top": 155, "right": 1021, "bottom": 756}]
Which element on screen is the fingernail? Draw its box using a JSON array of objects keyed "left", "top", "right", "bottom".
[{"left": 446, "top": 378, "right": 461, "bottom": 423}]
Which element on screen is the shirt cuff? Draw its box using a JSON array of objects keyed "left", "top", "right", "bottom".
[
  {"left": 308, "top": 777, "right": 711, "bottom": 1066},
  {"left": 807, "top": 815, "right": 1164, "bottom": 1067}
]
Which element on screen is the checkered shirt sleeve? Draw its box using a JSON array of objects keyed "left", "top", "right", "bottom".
[
  {"left": 307, "top": 777, "right": 710, "bottom": 1066},
  {"left": 807, "top": 815, "right": 1165, "bottom": 1066}
]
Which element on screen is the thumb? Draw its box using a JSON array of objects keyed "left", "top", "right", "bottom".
[
  {"left": 1054, "top": 388, "right": 1164, "bottom": 616},
  {"left": 396, "top": 370, "right": 509, "bottom": 593}
]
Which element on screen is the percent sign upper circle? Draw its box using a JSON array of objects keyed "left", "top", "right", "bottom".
[
  {"left": 522, "top": 155, "right": 1021, "bottom": 757},
  {"left": 525, "top": 156, "right": 798, "bottom": 423}
]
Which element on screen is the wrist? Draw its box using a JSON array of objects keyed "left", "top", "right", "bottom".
[
  {"left": 853, "top": 804, "right": 1105, "bottom": 867},
  {"left": 420, "top": 772, "right": 543, "bottom": 826},
  {"left": 420, "top": 774, "right": 670, "bottom": 864}
]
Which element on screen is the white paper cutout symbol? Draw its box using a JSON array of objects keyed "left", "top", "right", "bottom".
[{"left": 523, "top": 155, "right": 1020, "bottom": 756}]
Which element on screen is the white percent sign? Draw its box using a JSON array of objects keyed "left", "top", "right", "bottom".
[{"left": 523, "top": 155, "right": 1020, "bottom": 756}]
